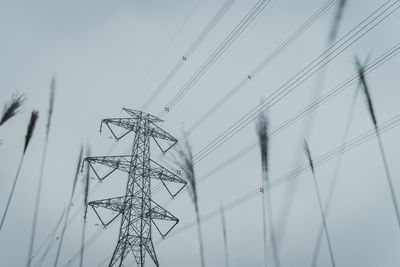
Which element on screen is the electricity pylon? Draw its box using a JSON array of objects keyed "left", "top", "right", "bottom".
[{"left": 84, "top": 108, "right": 186, "bottom": 267}]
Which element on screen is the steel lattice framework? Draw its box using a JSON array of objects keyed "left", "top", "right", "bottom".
[{"left": 84, "top": 108, "right": 186, "bottom": 267}]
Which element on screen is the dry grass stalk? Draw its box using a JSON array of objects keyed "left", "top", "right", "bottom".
[
  {"left": 53, "top": 146, "right": 84, "bottom": 267},
  {"left": 311, "top": 84, "right": 359, "bottom": 266},
  {"left": 27, "top": 76, "right": 57, "bottom": 267},
  {"left": 0, "top": 92, "right": 26, "bottom": 127},
  {"left": 172, "top": 136, "right": 205, "bottom": 267},
  {"left": 83, "top": 145, "right": 91, "bottom": 221},
  {"left": 80, "top": 145, "right": 91, "bottom": 267},
  {"left": 256, "top": 112, "right": 280, "bottom": 267},
  {"left": 304, "top": 141, "right": 336, "bottom": 267},
  {"left": 278, "top": 0, "right": 348, "bottom": 255},
  {"left": 356, "top": 58, "right": 400, "bottom": 230},
  {"left": 34, "top": 208, "right": 66, "bottom": 266},
  {"left": 220, "top": 205, "right": 229, "bottom": 267},
  {"left": 0, "top": 110, "right": 39, "bottom": 231}
]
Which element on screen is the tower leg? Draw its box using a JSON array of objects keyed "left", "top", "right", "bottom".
[
  {"left": 144, "top": 239, "right": 159, "bottom": 267},
  {"left": 109, "top": 237, "right": 130, "bottom": 267}
]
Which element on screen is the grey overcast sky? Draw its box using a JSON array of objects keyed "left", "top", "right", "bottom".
[{"left": 1, "top": 0, "right": 400, "bottom": 266}]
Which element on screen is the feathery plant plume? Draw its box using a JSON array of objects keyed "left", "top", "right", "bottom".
[
  {"left": 24, "top": 111, "right": 39, "bottom": 153},
  {"left": 355, "top": 57, "right": 400, "bottom": 230},
  {"left": 256, "top": 112, "right": 268, "bottom": 267},
  {"left": 172, "top": 136, "right": 205, "bottom": 267},
  {"left": 53, "top": 146, "right": 83, "bottom": 267},
  {"left": 304, "top": 141, "right": 336, "bottom": 267},
  {"left": 220, "top": 205, "right": 229, "bottom": 267},
  {"left": 355, "top": 58, "right": 378, "bottom": 127},
  {"left": 46, "top": 75, "right": 55, "bottom": 136},
  {"left": 27, "top": 75, "right": 56, "bottom": 267},
  {"left": 0, "top": 110, "right": 39, "bottom": 231},
  {"left": 80, "top": 145, "right": 91, "bottom": 267},
  {"left": 0, "top": 92, "right": 26, "bottom": 127},
  {"left": 329, "top": 0, "right": 347, "bottom": 42},
  {"left": 256, "top": 112, "right": 280, "bottom": 267},
  {"left": 311, "top": 84, "right": 360, "bottom": 266}
]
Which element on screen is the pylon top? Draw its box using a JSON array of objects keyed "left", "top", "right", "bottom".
[{"left": 122, "top": 108, "right": 163, "bottom": 123}]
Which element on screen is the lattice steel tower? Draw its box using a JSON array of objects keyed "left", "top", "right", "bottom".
[{"left": 84, "top": 108, "right": 186, "bottom": 267}]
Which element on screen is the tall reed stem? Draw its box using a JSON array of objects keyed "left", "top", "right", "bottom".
[
  {"left": 261, "top": 189, "right": 268, "bottom": 267},
  {"left": 1, "top": 110, "right": 38, "bottom": 232},
  {"left": 376, "top": 132, "right": 400, "bottom": 229},
  {"left": 27, "top": 140, "right": 49, "bottom": 267},
  {"left": 0, "top": 155, "right": 24, "bottom": 231},
  {"left": 53, "top": 147, "right": 83, "bottom": 267},
  {"left": 27, "top": 76, "right": 55, "bottom": 267},
  {"left": 220, "top": 206, "right": 229, "bottom": 267},
  {"left": 356, "top": 57, "right": 400, "bottom": 230},
  {"left": 311, "top": 85, "right": 359, "bottom": 266},
  {"left": 304, "top": 142, "right": 336, "bottom": 267}
]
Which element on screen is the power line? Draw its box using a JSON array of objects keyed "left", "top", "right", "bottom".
[
  {"left": 151, "top": 42, "right": 400, "bottom": 196},
  {"left": 150, "top": 43, "right": 400, "bottom": 198},
  {"left": 158, "top": 0, "right": 275, "bottom": 118},
  {"left": 197, "top": 42, "right": 400, "bottom": 183},
  {"left": 192, "top": 0, "right": 400, "bottom": 164},
  {"left": 142, "top": 0, "right": 237, "bottom": 110},
  {"left": 187, "top": 0, "right": 336, "bottom": 133},
  {"left": 137, "top": 0, "right": 203, "bottom": 101}
]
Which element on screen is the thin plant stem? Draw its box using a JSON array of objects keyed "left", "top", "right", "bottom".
[
  {"left": 196, "top": 204, "right": 205, "bottom": 267},
  {"left": 80, "top": 146, "right": 90, "bottom": 267},
  {"left": 79, "top": 218, "right": 86, "bottom": 267},
  {"left": 305, "top": 142, "right": 336, "bottom": 267},
  {"left": 27, "top": 78, "right": 55, "bottom": 266},
  {"left": 277, "top": 1, "right": 347, "bottom": 249},
  {"left": 220, "top": 206, "right": 229, "bottom": 267},
  {"left": 34, "top": 209, "right": 66, "bottom": 267},
  {"left": 27, "top": 139, "right": 49, "bottom": 267},
  {"left": 311, "top": 168, "right": 336, "bottom": 267},
  {"left": 266, "top": 186, "right": 280, "bottom": 267},
  {"left": 261, "top": 189, "right": 268, "bottom": 267},
  {"left": 53, "top": 147, "right": 83, "bottom": 267},
  {"left": 376, "top": 132, "right": 400, "bottom": 230},
  {"left": 356, "top": 57, "right": 400, "bottom": 231},
  {"left": 311, "top": 86, "right": 359, "bottom": 266},
  {"left": 0, "top": 155, "right": 25, "bottom": 231},
  {"left": 172, "top": 137, "right": 205, "bottom": 267}
]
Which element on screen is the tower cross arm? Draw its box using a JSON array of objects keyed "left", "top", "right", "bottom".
[
  {"left": 146, "top": 201, "right": 178, "bottom": 222},
  {"left": 84, "top": 155, "right": 132, "bottom": 181},
  {"left": 89, "top": 196, "right": 126, "bottom": 213},
  {"left": 88, "top": 196, "right": 131, "bottom": 227},
  {"left": 149, "top": 160, "right": 187, "bottom": 185},
  {"left": 100, "top": 118, "right": 140, "bottom": 140},
  {"left": 146, "top": 199, "right": 179, "bottom": 238},
  {"left": 148, "top": 121, "right": 177, "bottom": 143}
]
